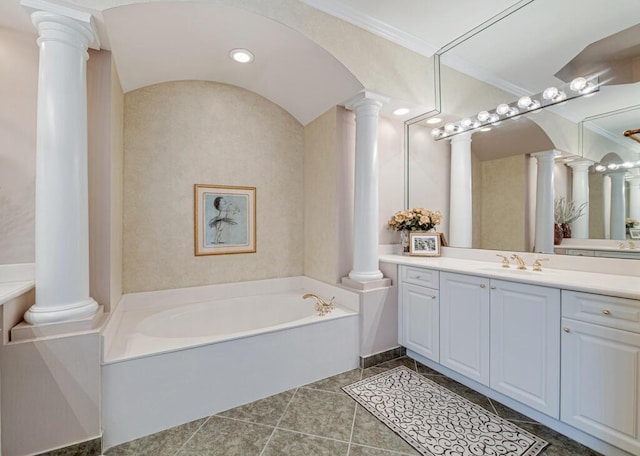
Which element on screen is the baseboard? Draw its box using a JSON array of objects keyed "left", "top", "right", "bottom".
[
  {"left": 360, "top": 346, "right": 406, "bottom": 368},
  {"left": 33, "top": 437, "right": 102, "bottom": 456}
]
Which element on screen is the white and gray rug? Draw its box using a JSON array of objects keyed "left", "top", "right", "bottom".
[{"left": 343, "top": 366, "right": 548, "bottom": 456}]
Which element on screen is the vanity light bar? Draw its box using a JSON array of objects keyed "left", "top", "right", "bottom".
[
  {"left": 431, "top": 76, "right": 599, "bottom": 141},
  {"left": 593, "top": 160, "right": 640, "bottom": 172}
]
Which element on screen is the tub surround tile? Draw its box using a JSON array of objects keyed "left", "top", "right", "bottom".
[
  {"left": 106, "top": 419, "right": 205, "bottom": 456},
  {"left": 36, "top": 438, "right": 102, "bottom": 456},
  {"left": 351, "top": 406, "right": 420, "bottom": 455},
  {"left": 261, "top": 429, "right": 349, "bottom": 456},
  {"left": 303, "top": 369, "right": 362, "bottom": 394},
  {"left": 176, "top": 416, "right": 273, "bottom": 456},
  {"left": 218, "top": 389, "right": 295, "bottom": 427},
  {"left": 277, "top": 387, "right": 356, "bottom": 441},
  {"left": 360, "top": 347, "right": 406, "bottom": 369}
]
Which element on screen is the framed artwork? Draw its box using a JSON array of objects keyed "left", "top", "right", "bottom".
[
  {"left": 630, "top": 228, "right": 640, "bottom": 240},
  {"left": 194, "top": 184, "right": 256, "bottom": 255},
  {"left": 409, "top": 232, "right": 441, "bottom": 257}
]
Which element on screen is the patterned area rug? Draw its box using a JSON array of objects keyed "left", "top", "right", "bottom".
[{"left": 343, "top": 366, "right": 548, "bottom": 456}]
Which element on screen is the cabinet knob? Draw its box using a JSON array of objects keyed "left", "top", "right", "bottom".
[
  {"left": 415, "top": 276, "right": 421, "bottom": 279},
  {"left": 431, "top": 295, "right": 436, "bottom": 300},
  {"left": 480, "top": 284, "right": 486, "bottom": 288},
  {"left": 602, "top": 309, "right": 611, "bottom": 315},
  {"left": 563, "top": 327, "right": 571, "bottom": 333},
  {"left": 490, "top": 286, "right": 496, "bottom": 290}
]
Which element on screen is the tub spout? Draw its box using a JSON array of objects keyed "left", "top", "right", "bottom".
[{"left": 303, "top": 293, "right": 336, "bottom": 316}]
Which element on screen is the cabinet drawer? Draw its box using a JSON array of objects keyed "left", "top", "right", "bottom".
[
  {"left": 401, "top": 266, "right": 439, "bottom": 289},
  {"left": 562, "top": 290, "right": 640, "bottom": 333},
  {"left": 565, "top": 249, "right": 594, "bottom": 257}
]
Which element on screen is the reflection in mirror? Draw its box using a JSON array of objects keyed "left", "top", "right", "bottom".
[{"left": 407, "top": 0, "right": 640, "bottom": 258}]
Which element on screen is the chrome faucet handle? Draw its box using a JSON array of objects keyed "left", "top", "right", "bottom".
[
  {"left": 532, "top": 258, "right": 549, "bottom": 272},
  {"left": 510, "top": 254, "right": 527, "bottom": 270},
  {"left": 496, "top": 254, "right": 510, "bottom": 268}
]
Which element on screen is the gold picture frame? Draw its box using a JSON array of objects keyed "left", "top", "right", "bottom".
[
  {"left": 194, "top": 184, "right": 256, "bottom": 255},
  {"left": 409, "top": 231, "right": 442, "bottom": 257}
]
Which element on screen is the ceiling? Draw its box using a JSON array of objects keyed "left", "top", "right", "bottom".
[{"left": 1, "top": 0, "right": 639, "bottom": 141}]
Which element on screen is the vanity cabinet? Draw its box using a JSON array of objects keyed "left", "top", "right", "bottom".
[
  {"left": 490, "top": 279, "right": 560, "bottom": 418},
  {"left": 399, "top": 267, "right": 440, "bottom": 362},
  {"left": 561, "top": 291, "right": 640, "bottom": 455},
  {"left": 439, "top": 272, "right": 490, "bottom": 386}
]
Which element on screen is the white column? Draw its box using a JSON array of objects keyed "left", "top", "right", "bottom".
[
  {"left": 609, "top": 171, "right": 626, "bottom": 240},
  {"left": 628, "top": 175, "right": 640, "bottom": 223},
  {"left": 449, "top": 132, "right": 473, "bottom": 248},
  {"left": 567, "top": 160, "right": 593, "bottom": 239},
  {"left": 23, "top": 2, "right": 100, "bottom": 325},
  {"left": 346, "top": 91, "right": 389, "bottom": 283},
  {"left": 531, "top": 151, "right": 556, "bottom": 253},
  {"left": 603, "top": 175, "right": 611, "bottom": 239}
]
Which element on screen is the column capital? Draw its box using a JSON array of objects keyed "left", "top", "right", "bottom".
[
  {"left": 344, "top": 90, "right": 389, "bottom": 111},
  {"left": 21, "top": 0, "right": 100, "bottom": 50},
  {"left": 567, "top": 159, "right": 594, "bottom": 171},
  {"left": 530, "top": 150, "right": 558, "bottom": 161}
]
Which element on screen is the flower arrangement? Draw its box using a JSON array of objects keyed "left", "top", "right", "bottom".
[
  {"left": 388, "top": 207, "right": 442, "bottom": 232},
  {"left": 554, "top": 197, "right": 587, "bottom": 225},
  {"left": 626, "top": 218, "right": 639, "bottom": 229}
]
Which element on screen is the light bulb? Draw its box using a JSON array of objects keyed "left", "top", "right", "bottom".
[
  {"left": 496, "top": 103, "right": 510, "bottom": 115},
  {"left": 229, "top": 48, "right": 255, "bottom": 63},
  {"left": 623, "top": 162, "right": 633, "bottom": 168},
  {"left": 506, "top": 107, "right": 520, "bottom": 117},
  {"left": 444, "top": 123, "right": 457, "bottom": 133},
  {"left": 477, "top": 111, "right": 490, "bottom": 122},
  {"left": 570, "top": 77, "right": 587, "bottom": 92},
  {"left": 528, "top": 100, "right": 541, "bottom": 111},
  {"left": 488, "top": 113, "right": 500, "bottom": 124},
  {"left": 595, "top": 164, "right": 606, "bottom": 172},
  {"left": 543, "top": 87, "right": 559, "bottom": 100},
  {"left": 393, "top": 108, "right": 410, "bottom": 116},
  {"left": 461, "top": 118, "right": 473, "bottom": 128},
  {"left": 555, "top": 91, "right": 566, "bottom": 102},
  {"left": 608, "top": 163, "right": 619, "bottom": 170},
  {"left": 431, "top": 128, "right": 443, "bottom": 138},
  {"left": 517, "top": 96, "right": 532, "bottom": 109}
]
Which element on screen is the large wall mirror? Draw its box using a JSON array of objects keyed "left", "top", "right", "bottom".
[{"left": 407, "top": 0, "right": 640, "bottom": 258}]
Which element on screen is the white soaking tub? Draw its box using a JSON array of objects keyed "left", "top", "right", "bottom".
[{"left": 101, "top": 276, "right": 360, "bottom": 450}]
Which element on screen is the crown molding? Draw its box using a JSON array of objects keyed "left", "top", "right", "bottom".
[
  {"left": 585, "top": 122, "right": 640, "bottom": 155},
  {"left": 300, "top": 0, "right": 438, "bottom": 57}
]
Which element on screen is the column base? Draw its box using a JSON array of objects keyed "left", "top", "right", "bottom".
[
  {"left": 342, "top": 276, "right": 391, "bottom": 291},
  {"left": 23, "top": 297, "right": 99, "bottom": 325}
]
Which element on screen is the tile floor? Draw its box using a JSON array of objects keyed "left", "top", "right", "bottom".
[{"left": 105, "top": 357, "right": 603, "bottom": 456}]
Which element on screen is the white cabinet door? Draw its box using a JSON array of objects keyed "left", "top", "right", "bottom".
[
  {"left": 490, "top": 280, "right": 560, "bottom": 418},
  {"left": 440, "top": 272, "right": 490, "bottom": 385},
  {"left": 401, "top": 283, "right": 439, "bottom": 362},
  {"left": 561, "top": 318, "right": 640, "bottom": 455}
]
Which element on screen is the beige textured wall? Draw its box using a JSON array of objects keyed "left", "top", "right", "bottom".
[
  {"left": 0, "top": 27, "right": 38, "bottom": 265},
  {"left": 304, "top": 108, "right": 338, "bottom": 283},
  {"left": 589, "top": 173, "right": 605, "bottom": 239},
  {"left": 479, "top": 154, "right": 527, "bottom": 251},
  {"left": 123, "top": 81, "right": 304, "bottom": 292},
  {"left": 110, "top": 61, "right": 125, "bottom": 308}
]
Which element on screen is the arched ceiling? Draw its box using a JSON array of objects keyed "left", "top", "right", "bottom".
[{"left": 102, "top": 2, "right": 363, "bottom": 125}]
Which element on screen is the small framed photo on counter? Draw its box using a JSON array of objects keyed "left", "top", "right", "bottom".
[
  {"left": 630, "top": 228, "right": 640, "bottom": 240},
  {"left": 409, "top": 232, "right": 441, "bottom": 257}
]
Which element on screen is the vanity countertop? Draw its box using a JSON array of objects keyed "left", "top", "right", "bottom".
[
  {"left": 380, "top": 254, "right": 640, "bottom": 301},
  {"left": 0, "top": 281, "right": 34, "bottom": 306}
]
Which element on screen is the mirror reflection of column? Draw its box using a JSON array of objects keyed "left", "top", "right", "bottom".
[
  {"left": 449, "top": 132, "right": 473, "bottom": 247},
  {"left": 608, "top": 170, "right": 627, "bottom": 240},
  {"left": 628, "top": 175, "right": 640, "bottom": 225},
  {"left": 531, "top": 151, "right": 555, "bottom": 253},
  {"left": 567, "top": 160, "right": 593, "bottom": 239}
]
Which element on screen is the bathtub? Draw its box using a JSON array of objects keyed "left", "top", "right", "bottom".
[{"left": 101, "top": 276, "right": 360, "bottom": 449}]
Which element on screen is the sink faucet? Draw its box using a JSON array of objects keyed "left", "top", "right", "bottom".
[
  {"left": 532, "top": 258, "right": 549, "bottom": 271},
  {"left": 511, "top": 254, "right": 527, "bottom": 270},
  {"left": 303, "top": 293, "right": 336, "bottom": 316},
  {"left": 496, "top": 254, "right": 510, "bottom": 268}
]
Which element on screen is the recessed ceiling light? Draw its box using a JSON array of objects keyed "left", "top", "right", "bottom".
[
  {"left": 392, "top": 108, "right": 410, "bottom": 116},
  {"left": 426, "top": 117, "right": 442, "bottom": 124},
  {"left": 229, "top": 48, "right": 254, "bottom": 63}
]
